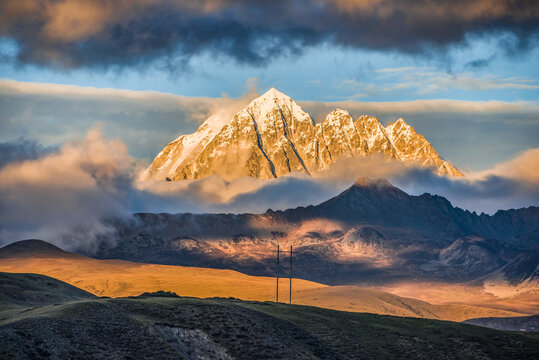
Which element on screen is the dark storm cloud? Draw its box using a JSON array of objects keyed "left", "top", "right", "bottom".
[
  {"left": 0, "top": 139, "right": 57, "bottom": 168},
  {"left": 0, "top": 0, "right": 537, "bottom": 69}
]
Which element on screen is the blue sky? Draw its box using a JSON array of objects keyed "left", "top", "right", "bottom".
[
  {"left": 1, "top": 35, "right": 537, "bottom": 173},
  {"left": 2, "top": 35, "right": 538, "bottom": 103},
  {"left": 0, "top": 0, "right": 538, "bottom": 172}
]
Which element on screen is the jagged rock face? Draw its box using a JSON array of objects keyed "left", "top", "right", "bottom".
[
  {"left": 355, "top": 115, "right": 398, "bottom": 159},
  {"left": 385, "top": 119, "right": 463, "bottom": 177},
  {"left": 312, "top": 110, "right": 366, "bottom": 169},
  {"left": 145, "top": 88, "right": 463, "bottom": 181}
]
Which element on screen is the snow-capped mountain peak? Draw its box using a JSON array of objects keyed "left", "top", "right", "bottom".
[
  {"left": 257, "top": 87, "right": 291, "bottom": 101},
  {"left": 144, "top": 89, "right": 463, "bottom": 181}
]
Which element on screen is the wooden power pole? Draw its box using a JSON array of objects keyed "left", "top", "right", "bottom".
[
  {"left": 276, "top": 244, "right": 280, "bottom": 303},
  {"left": 289, "top": 245, "right": 293, "bottom": 304}
]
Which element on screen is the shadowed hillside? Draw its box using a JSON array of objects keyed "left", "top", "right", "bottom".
[
  {"left": 0, "top": 239, "right": 84, "bottom": 259},
  {"left": 1, "top": 295, "right": 538, "bottom": 359},
  {"left": 464, "top": 315, "right": 539, "bottom": 332},
  {"left": 0, "top": 272, "right": 95, "bottom": 312}
]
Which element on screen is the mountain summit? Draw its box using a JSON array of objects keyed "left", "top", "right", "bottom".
[{"left": 144, "top": 88, "right": 463, "bottom": 180}]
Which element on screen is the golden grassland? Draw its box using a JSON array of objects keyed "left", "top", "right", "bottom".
[
  {"left": 374, "top": 281, "right": 539, "bottom": 314},
  {"left": 0, "top": 254, "right": 529, "bottom": 322}
]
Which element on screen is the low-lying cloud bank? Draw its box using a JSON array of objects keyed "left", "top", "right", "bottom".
[
  {"left": 1, "top": 129, "right": 538, "bottom": 250},
  {"left": 0, "top": 129, "right": 138, "bottom": 251},
  {"left": 475, "top": 148, "right": 539, "bottom": 184},
  {"left": 1, "top": 1, "right": 537, "bottom": 69},
  {"left": 2, "top": 79, "right": 538, "bottom": 171}
]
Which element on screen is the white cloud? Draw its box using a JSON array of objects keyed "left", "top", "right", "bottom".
[
  {"left": 334, "top": 67, "right": 539, "bottom": 98},
  {"left": 301, "top": 98, "right": 539, "bottom": 117},
  {"left": 0, "top": 128, "right": 139, "bottom": 251},
  {"left": 0, "top": 129, "right": 537, "bottom": 251},
  {"left": 472, "top": 147, "right": 539, "bottom": 184},
  {"left": 0, "top": 79, "right": 254, "bottom": 160}
]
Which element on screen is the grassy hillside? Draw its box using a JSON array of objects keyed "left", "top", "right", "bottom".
[
  {"left": 1, "top": 295, "right": 538, "bottom": 359},
  {"left": 0, "top": 241, "right": 525, "bottom": 321},
  {"left": 0, "top": 268, "right": 536, "bottom": 359},
  {"left": 0, "top": 272, "right": 95, "bottom": 312},
  {"left": 464, "top": 315, "right": 539, "bottom": 332}
]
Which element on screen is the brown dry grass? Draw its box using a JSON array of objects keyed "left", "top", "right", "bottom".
[
  {"left": 374, "top": 282, "right": 539, "bottom": 315},
  {"left": 0, "top": 255, "right": 527, "bottom": 322}
]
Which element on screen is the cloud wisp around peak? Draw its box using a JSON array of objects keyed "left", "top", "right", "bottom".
[{"left": 0, "top": 129, "right": 537, "bottom": 251}]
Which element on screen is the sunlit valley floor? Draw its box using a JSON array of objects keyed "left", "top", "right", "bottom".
[{"left": 0, "top": 239, "right": 534, "bottom": 322}]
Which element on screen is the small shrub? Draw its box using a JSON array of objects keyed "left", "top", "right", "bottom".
[{"left": 137, "top": 290, "right": 181, "bottom": 298}]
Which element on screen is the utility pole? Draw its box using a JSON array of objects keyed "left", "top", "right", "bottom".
[
  {"left": 289, "top": 245, "right": 293, "bottom": 304},
  {"left": 276, "top": 244, "right": 280, "bottom": 303}
]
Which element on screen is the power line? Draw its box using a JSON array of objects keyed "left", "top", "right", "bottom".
[{"left": 275, "top": 244, "right": 293, "bottom": 304}]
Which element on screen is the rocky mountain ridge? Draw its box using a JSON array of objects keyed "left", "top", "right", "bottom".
[
  {"left": 89, "top": 178, "right": 538, "bottom": 286},
  {"left": 144, "top": 88, "right": 463, "bottom": 181}
]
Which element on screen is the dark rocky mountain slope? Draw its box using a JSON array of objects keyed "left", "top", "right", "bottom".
[{"left": 87, "top": 178, "right": 538, "bottom": 285}]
